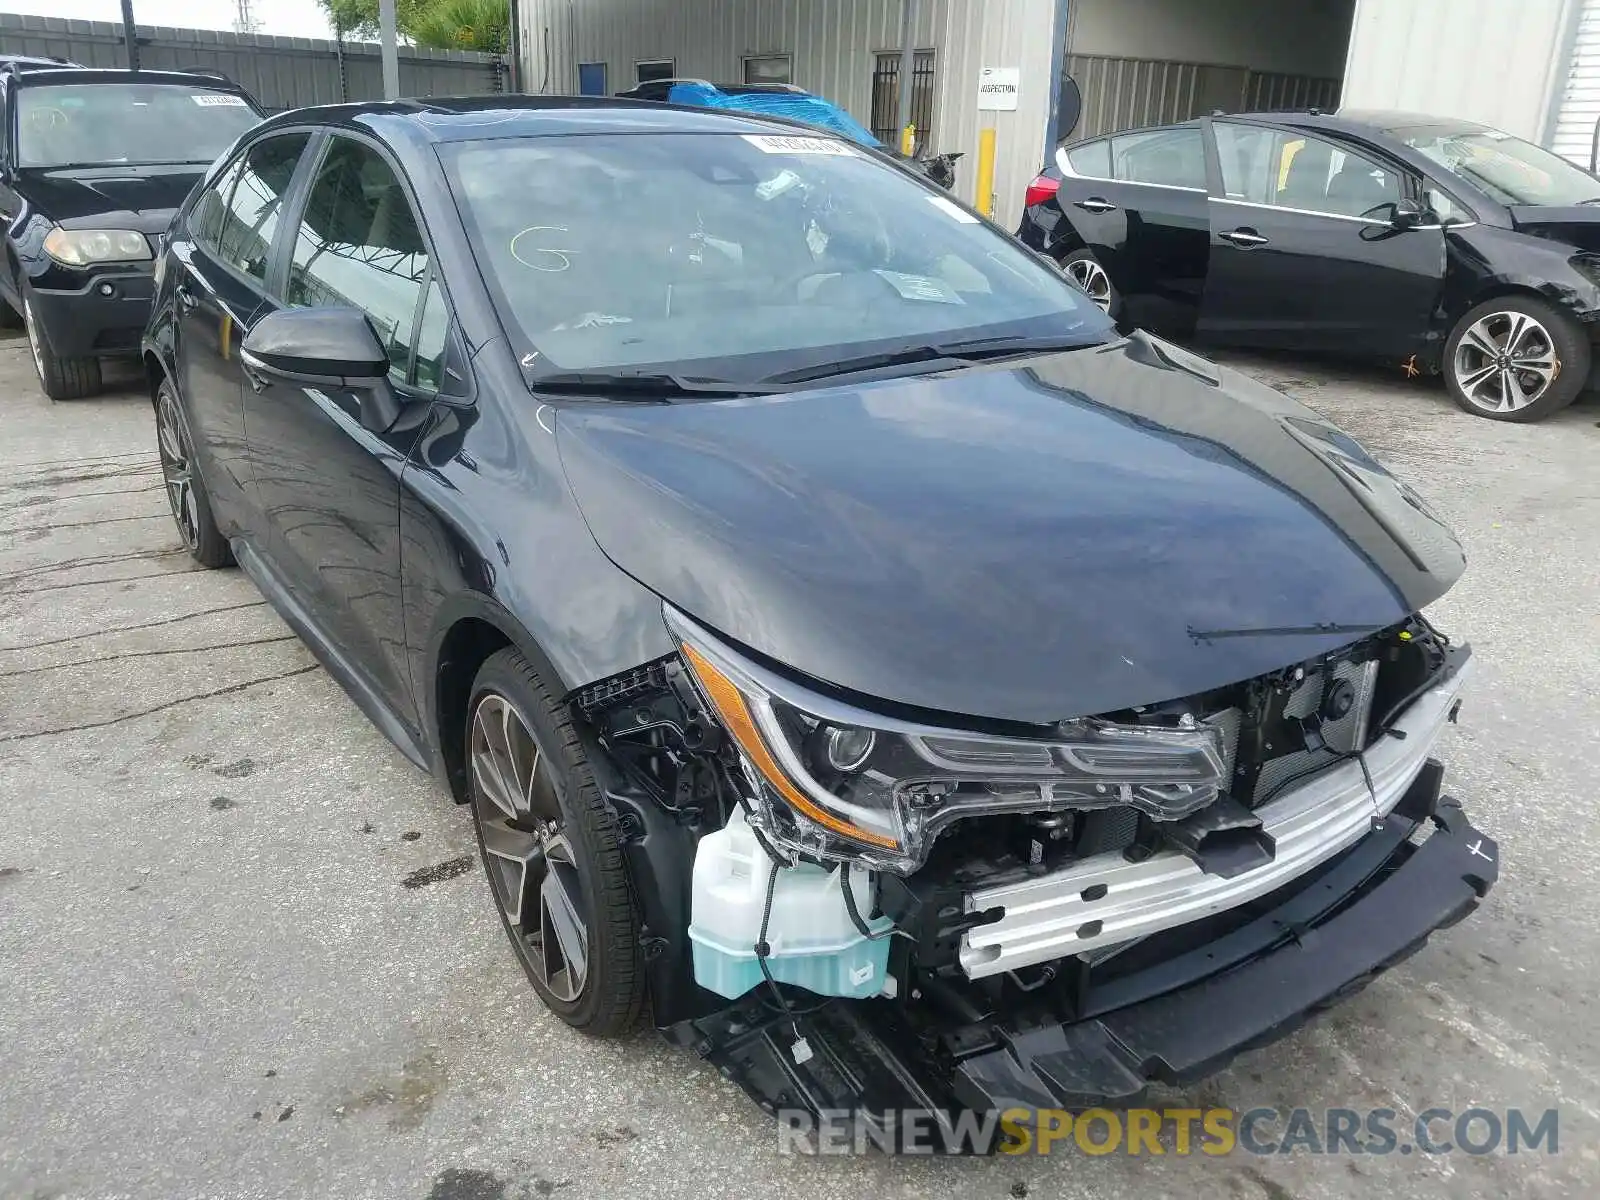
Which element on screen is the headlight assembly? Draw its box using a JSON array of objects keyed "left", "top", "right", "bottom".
[
  {"left": 43, "top": 228, "right": 152, "bottom": 267},
  {"left": 667, "top": 607, "right": 1227, "bottom": 875}
]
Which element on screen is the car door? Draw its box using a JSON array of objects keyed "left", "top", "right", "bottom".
[
  {"left": 242, "top": 133, "right": 442, "bottom": 735},
  {"left": 1056, "top": 124, "right": 1211, "bottom": 336},
  {"left": 1198, "top": 120, "right": 1446, "bottom": 359},
  {"left": 169, "top": 132, "right": 313, "bottom": 538}
]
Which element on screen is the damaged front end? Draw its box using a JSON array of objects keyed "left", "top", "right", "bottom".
[{"left": 573, "top": 606, "right": 1496, "bottom": 1144}]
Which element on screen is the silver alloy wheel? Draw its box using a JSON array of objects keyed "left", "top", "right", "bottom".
[
  {"left": 1065, "top": 256, "right": 1112, "bottom": 312},
  {"left": 22, "top": 295, "right": 44, "bottom": 379},
  {"left": 470, "top": 693, "right": 589, "bottom": 1004},
  {"left": 156, "top": 388, "right": 201, "bottom": 550},
  {"left": 1451, "top": 310, "right": 1558, "bottom": 414}
]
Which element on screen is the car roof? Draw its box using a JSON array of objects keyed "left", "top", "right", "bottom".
[
  {"left": 7, "top": 66, "right": 255, "bottom": 95},
  {"left": 1231, "top": 107, "right": 1495, "bottom": 138},
  {"left": 252, "top": 94, "right": 843, "bottom": 146},
  {"left": 0, "top": 54, "right": 82, "bottom": 70}
]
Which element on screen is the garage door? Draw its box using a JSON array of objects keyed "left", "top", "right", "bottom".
[{"left": 1551, "top": 0, "right": 1600, "bottom": 168}]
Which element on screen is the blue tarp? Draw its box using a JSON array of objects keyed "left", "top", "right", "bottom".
[{"left": 666, "top": 82, "right": 882, "bottom": 147}]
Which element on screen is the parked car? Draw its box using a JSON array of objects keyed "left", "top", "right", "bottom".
[
  {"left": 143, "top": 96, "right": 1495, "bottom": 1137},
  {"left": 0, "top": 53, "right": 83, "bottom": 72},
  {"left": 1020, "top": 108, "right": 1600, "bottom": 422},
  {"left": 0, "top": 65, "right": 263, "bottom": 399},
  {"left": 620, "top": 77, "right": 962, "bottom": 189}
]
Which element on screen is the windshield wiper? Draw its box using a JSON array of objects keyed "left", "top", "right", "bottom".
[
  {"left": 530, "top": 371, "right": 775, "bottom": 399},
  {"left": 1578, "top": 197, "right": 1600, "bottom": 206},
  {"left": 764, "top": 333, "right": 1090, "bottom": 386},
  {"left": 1188, "top": 622, "right": 1383, "bottom": 642}
]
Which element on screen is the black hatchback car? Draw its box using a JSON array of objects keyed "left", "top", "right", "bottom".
[
  {"left": 0, "top": 66, "right": 262, "bottom": 398},
  {"left": 1020, "top": 108, "right": 1600, "bottom": 423},
  {"left": 143, "top": 96, "right": 1495, "bottom": 1139}
]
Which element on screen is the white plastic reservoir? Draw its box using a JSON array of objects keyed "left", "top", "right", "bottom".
[{"left": 689, "top": 807, "right": 894, "bottom": 1000}]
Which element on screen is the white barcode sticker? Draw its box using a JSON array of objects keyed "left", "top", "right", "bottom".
[
  {"left": 192, "top": 93, "right": 248, "bottom": 106},
  {"left": 742, "top": 134, "right": 856, "bottom": 157},
  {"left": 874, "top": 270, "right": 964, "bottom": 305}
]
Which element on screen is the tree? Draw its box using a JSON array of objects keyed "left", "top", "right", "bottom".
[{"left": 319, "top": 0, "right": 508, "bottom": 53}]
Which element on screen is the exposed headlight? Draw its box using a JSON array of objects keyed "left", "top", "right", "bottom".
[
  {"left": 667, "top": 608, "right": 1227, "bottom": 874},
  {"left": 43, "top": 228, "right": 152, "bottom": 267}
]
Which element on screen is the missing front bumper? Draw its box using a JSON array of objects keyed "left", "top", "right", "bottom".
[{"left": 669, "top": 775, "right": 1496, "bottom": 1142}]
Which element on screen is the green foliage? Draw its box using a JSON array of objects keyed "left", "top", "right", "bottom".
[{"left": 319, "top": 0, "right": 507, "bottom": 53}]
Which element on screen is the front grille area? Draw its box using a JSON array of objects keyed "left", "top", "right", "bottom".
[{"left": 1251, "top": 658, "right": 1379, "bottom": 806}]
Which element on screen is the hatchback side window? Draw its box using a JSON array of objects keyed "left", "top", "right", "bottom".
[
  {"left": 215, "top": 133, "right": 310, "bottom": 283},
  {"left": 1215, "top": 123, "right": 1404, "bottom": 219},
  {"left": 1112, "top": 127, "right": 1206, "bottom": 189},
  {"left": 189, "top": 157, "right": 245, "bottom": 252},
  {"left": 287, "top": 136, "right": 433, "bottom": 386},
  {"left": 1064, "top": 138, "right": 1111, "bottom": 179}
]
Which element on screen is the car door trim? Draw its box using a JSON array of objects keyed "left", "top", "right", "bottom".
[
  {"left": 1053, "top": 145, "right": 1207, "bottom": 193},
  {"left": 1210, "top": 196, "right": 1399, "bottom": 226}
]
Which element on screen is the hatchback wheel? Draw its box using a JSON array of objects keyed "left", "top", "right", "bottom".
[
  {"left": 467, "top": 648, "right": 644, "bottom": 1035},
  {"left": 155, "top": 377, "right": 232, "bottom": 568},
  {"left": 23, "top": 289, "right": 102, "bottom": 401},
  {"left": 1060, "top": 248, "right": 1115, "bottom": 317},
  {"left": 1444, "top": 297, "right": 1586, "bottom": 422}
]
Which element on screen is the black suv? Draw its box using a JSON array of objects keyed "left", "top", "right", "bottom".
[{"left": 0, "top": 66, "right": 262, "bottom": 398}]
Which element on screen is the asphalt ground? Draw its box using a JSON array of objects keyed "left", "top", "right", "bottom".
[{"left": 1, "top": 330, "right": 1597, "bottom": 1199}]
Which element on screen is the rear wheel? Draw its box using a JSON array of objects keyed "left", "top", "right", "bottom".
[
  {"left": 155, "top": 375, "right": 232, "bottom": 568},
  {"left": 1443, "top": 296, "right": 1586, "bottom": 422},
  {"left": 467, "top": 648, "right": 644, "bottom": 1035},
  {"left": 23, "top": 288, "right": 101, "bottom": 401},
  {"left": 1061, "top": 248, "right": 1116, "bottom": 318}
]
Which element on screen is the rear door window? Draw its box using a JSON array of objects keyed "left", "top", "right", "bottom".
[
  {"left": 1064, "top": 138, "right": 1111, "bottom": 179},
  {"left": 1111, "top": 127, "right": 1206, "bottom": 189}
]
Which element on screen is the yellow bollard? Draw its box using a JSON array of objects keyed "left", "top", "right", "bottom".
[
  {"left": 975, "top": 127, "right": 997, "bottom": 217},
  {"left": 901, "top": 124, "right": 917, "bottom": 156}
]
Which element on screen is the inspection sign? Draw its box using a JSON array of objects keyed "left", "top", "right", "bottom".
[{"left": 978, "top": 67, "right": 1020, "bottom": 111}]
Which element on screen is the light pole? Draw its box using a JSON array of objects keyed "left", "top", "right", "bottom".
[
  {"left": 379, "top": 0, "right": 400, "bottom": 100},
  {"left": 120, "top": 0, "right": 139, "bottom": 72}
]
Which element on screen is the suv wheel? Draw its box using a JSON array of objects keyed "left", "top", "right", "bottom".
[
  {"left": 467, "top": 648, "right": 645, "bottom": 1035},
  {"left": 1444, "top": 296, "right": 1586, "bottom": 422},
  {"left": 24, "top": 289, "right": 102, "bottom": 400}
]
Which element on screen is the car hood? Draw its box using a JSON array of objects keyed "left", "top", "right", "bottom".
[
  {"left": 17, "top": 166, "right": 206, "bottom": 234},
  {"left": 554, "top": 339, "right": 1465, "bottom": 725},
  {"left": 1508, "top": 204, "right": 1600, "bottom": 252}
]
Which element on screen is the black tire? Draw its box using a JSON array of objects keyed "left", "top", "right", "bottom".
[
  {"left": 1443, "top": 296, "right": 1587, "bottom": 422},
  {"left": 22, "top": 287, "right": 101, "bottom": 400},
  {"left": 155, "top": 375, "right": 233, "bottom": 568},
  {"left": 466, "top": 647, "right": 644, "bottom": 1036},
  {"left": 1060, "top": 247, "right": 1117, "bottom": 319}
]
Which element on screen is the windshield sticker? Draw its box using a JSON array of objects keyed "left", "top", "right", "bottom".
[
  {"left": 756, "top": 168, "right": 803, "bottom": 200},
  {"left": 874, "top": 271, "right": 965, "bottom": 305},
  {"left": 926, "top": 195, "right": 980, "bottom": 223},
  {"left": 742, "top": 134, "right": 856, "bottom": 157},
  {"left": 192, "top": 94, "right": 249, "bottom": 106}
]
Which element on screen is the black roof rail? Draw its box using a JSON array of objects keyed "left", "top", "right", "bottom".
[{"left": 172, "top": 65, "right": 234, "bottom": 82}]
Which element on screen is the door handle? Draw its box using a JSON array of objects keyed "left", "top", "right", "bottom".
[
  {"left": 175, "top": 284, "right": 198, "bottom": 311},
  {"left": 1075, "top": 197, "right": 1118, "bottom": 213},
  {"left": 1220, "top": 228, "right": 1269, "bottom": 247}
]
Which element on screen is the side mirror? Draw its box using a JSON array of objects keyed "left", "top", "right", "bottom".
[
  {"left": 240, "top": 307, "right": 402, "bottom": 432},
  {"left": 1392, "top": 197, "right": 1427, "bottom": 229}
]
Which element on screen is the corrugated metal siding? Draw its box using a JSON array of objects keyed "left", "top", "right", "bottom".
[
  {"left": 1552, "top": 0, "right": 1600, "bottom": 165},
  {"left": 1340, "top": 0, "right": 1572, "bottom": 143},
  {"left": 519, "top": 0, "right": 934, "bottom": 127},
  {"left": 934, "top": 0, "right": 1057, "bottom": 228},
  {"left": 0, "top": 13, "right": 502, "bottom": 110}
]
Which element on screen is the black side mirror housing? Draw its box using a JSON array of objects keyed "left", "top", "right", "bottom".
[
  {"left": 239, "top": 307, "right": 402, "bottom": 432},
  {"left": 1392, "top": 197, "right": 1427, "bottom": 229}
]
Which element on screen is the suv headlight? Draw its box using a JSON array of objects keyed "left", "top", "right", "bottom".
[
  {"left": 43, "top": 228, "right": 152, "bottom": 267},
  {"left": 667, "top": 608, "right": 1226, "bottom": 875}
]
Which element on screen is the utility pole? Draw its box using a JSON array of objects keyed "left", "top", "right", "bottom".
[
  {"left": 120, "top": 0, "right": 139, "bottom": 72},
  {"left": 896, "top": 0, "right": 919, "bottom": 154},
  {"left": 379, "top": 0, "right": 400, "bottom": 100},
  {"left": 233, "top": 0, "right": 261, "bottom": 35}
]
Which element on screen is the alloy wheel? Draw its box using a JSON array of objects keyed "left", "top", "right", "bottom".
[
  {"left": 1065, "top": 257, "right": 1112, "bottom": 312},
  {"left": 470, "top": 692, "right": 589, "bottom": 1004},
  {"left": 1451, "top": 310, "right": 1558, "bottom": 414},
  {"left": 156, "top": 388, "right": 202, "bottom": 551},
  {"left": 22, "top": 295, "right": 44, "bottom": 380}
]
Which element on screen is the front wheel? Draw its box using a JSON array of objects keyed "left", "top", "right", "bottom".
[
  {"left": 23, "top": 288, "right": 101, "bottom": 401},
  {"left": 155, "top": 376, "right": 233, "bottom": 568},
  {"left": 1443, "top": 297, "right": 1587, "bottom": 422},
  {"left": 467, "top": 648, "right": 645, "bottom": 1035},
  {"left": 1060, "top": 248, "right": 1116, "bottom": 318}
]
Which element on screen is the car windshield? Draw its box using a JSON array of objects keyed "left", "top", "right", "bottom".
[
  {"left": 1394, "top": 123, "right": 1600, "bottom": 207},
  {"left": 443, "top": 132, "right": 1110, "bottom": 383},
  {"left": 15, "top": 83, "right": 260, "bottom": 168}
]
